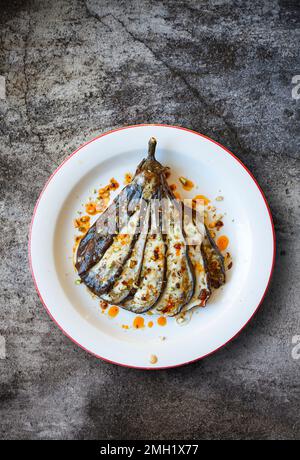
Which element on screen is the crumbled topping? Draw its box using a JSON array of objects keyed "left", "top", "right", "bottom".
[{"left": 150, "top": 354, "right": 158, "bottom": 364}]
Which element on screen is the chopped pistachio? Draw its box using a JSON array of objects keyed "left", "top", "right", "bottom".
[
  {"left": 176, "top": 315, "right": 186, "bottom": 325},
  {"left": 179, "top": 176, "right": 188, "bottom": 186},
  {"left": 150, "top": 354, "right": 158, "bottom": 364}
]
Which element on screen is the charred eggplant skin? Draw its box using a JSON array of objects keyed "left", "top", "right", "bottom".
[
  {"left": 75, "top": 137, "right": 225, "bottom": 314},
  {"left": 203, "top": 224, "right": 226, "bottom": 289},
  {"left": 76, "top": 137, "right": 167, "bottom": 298},
  {"left": 81, "top": 236, "right": 140, "bottom": 296},
  {"left": 76, "top": 138, "right": 161, "bottom": 277},
  {"left": 76, "top": 183, "right": 141, "bottom": 276}
]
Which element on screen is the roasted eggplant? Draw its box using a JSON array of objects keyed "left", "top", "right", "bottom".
[{"left": 75, "top": 138, "right": 225, "bottom": 316}]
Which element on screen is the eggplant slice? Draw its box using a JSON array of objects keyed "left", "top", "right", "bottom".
[
  {"left": 83, "top": 206, "right": 142, "bottom": 296},
  {"left": 75, "top": 137, "right": 225, "bottom": 315},
  {"left": 183, "top": 213, "right": 211, "bottom": 310},
  {"left": 121, "top": 195, "right": 167, "bottom": 313},
  {"left": 100, "top": 205, "right": 150, "bottom": 305},
  {"left": 203, "top": 225, "right": 226, "bottom": 289},
  {"left": 153, "top": 197, "right": 195, "bottom": 316}
]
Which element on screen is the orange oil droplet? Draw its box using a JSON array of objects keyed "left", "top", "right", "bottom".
[
  {"left": 216, "top": 235, "right": 229, "bottom": 251},
  {"left": 108, "top": 306, "right": 119, "bottom": 318},
  {"left": 157, "top": 316, "right": 167, "bottom": 327},
  {"left": 133, "top": 316, "right": 145, "bottom": 329},
  {"left": 148, "top": 321, "right": 154, "bottom": 328}
]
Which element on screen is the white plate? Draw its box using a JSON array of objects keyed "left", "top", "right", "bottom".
[{"left": 29, "top": 125, "right": 275, "bottom": 369}]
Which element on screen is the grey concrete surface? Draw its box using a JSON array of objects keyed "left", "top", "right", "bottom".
[{"left": 0, "top": 0, "right": 299, "bottom": 440}]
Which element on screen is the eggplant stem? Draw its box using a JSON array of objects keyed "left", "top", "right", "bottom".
[{"left": 148, "top": 137, "right": 157, "bottom": 159}]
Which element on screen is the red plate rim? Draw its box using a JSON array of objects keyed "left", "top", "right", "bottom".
[{"left": 28, "top": 124, "right": 276, "bottom": 370}]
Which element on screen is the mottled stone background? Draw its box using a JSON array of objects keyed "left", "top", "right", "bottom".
[{"left": 0, "top": 0, "right": 299, "bottom": 440}]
